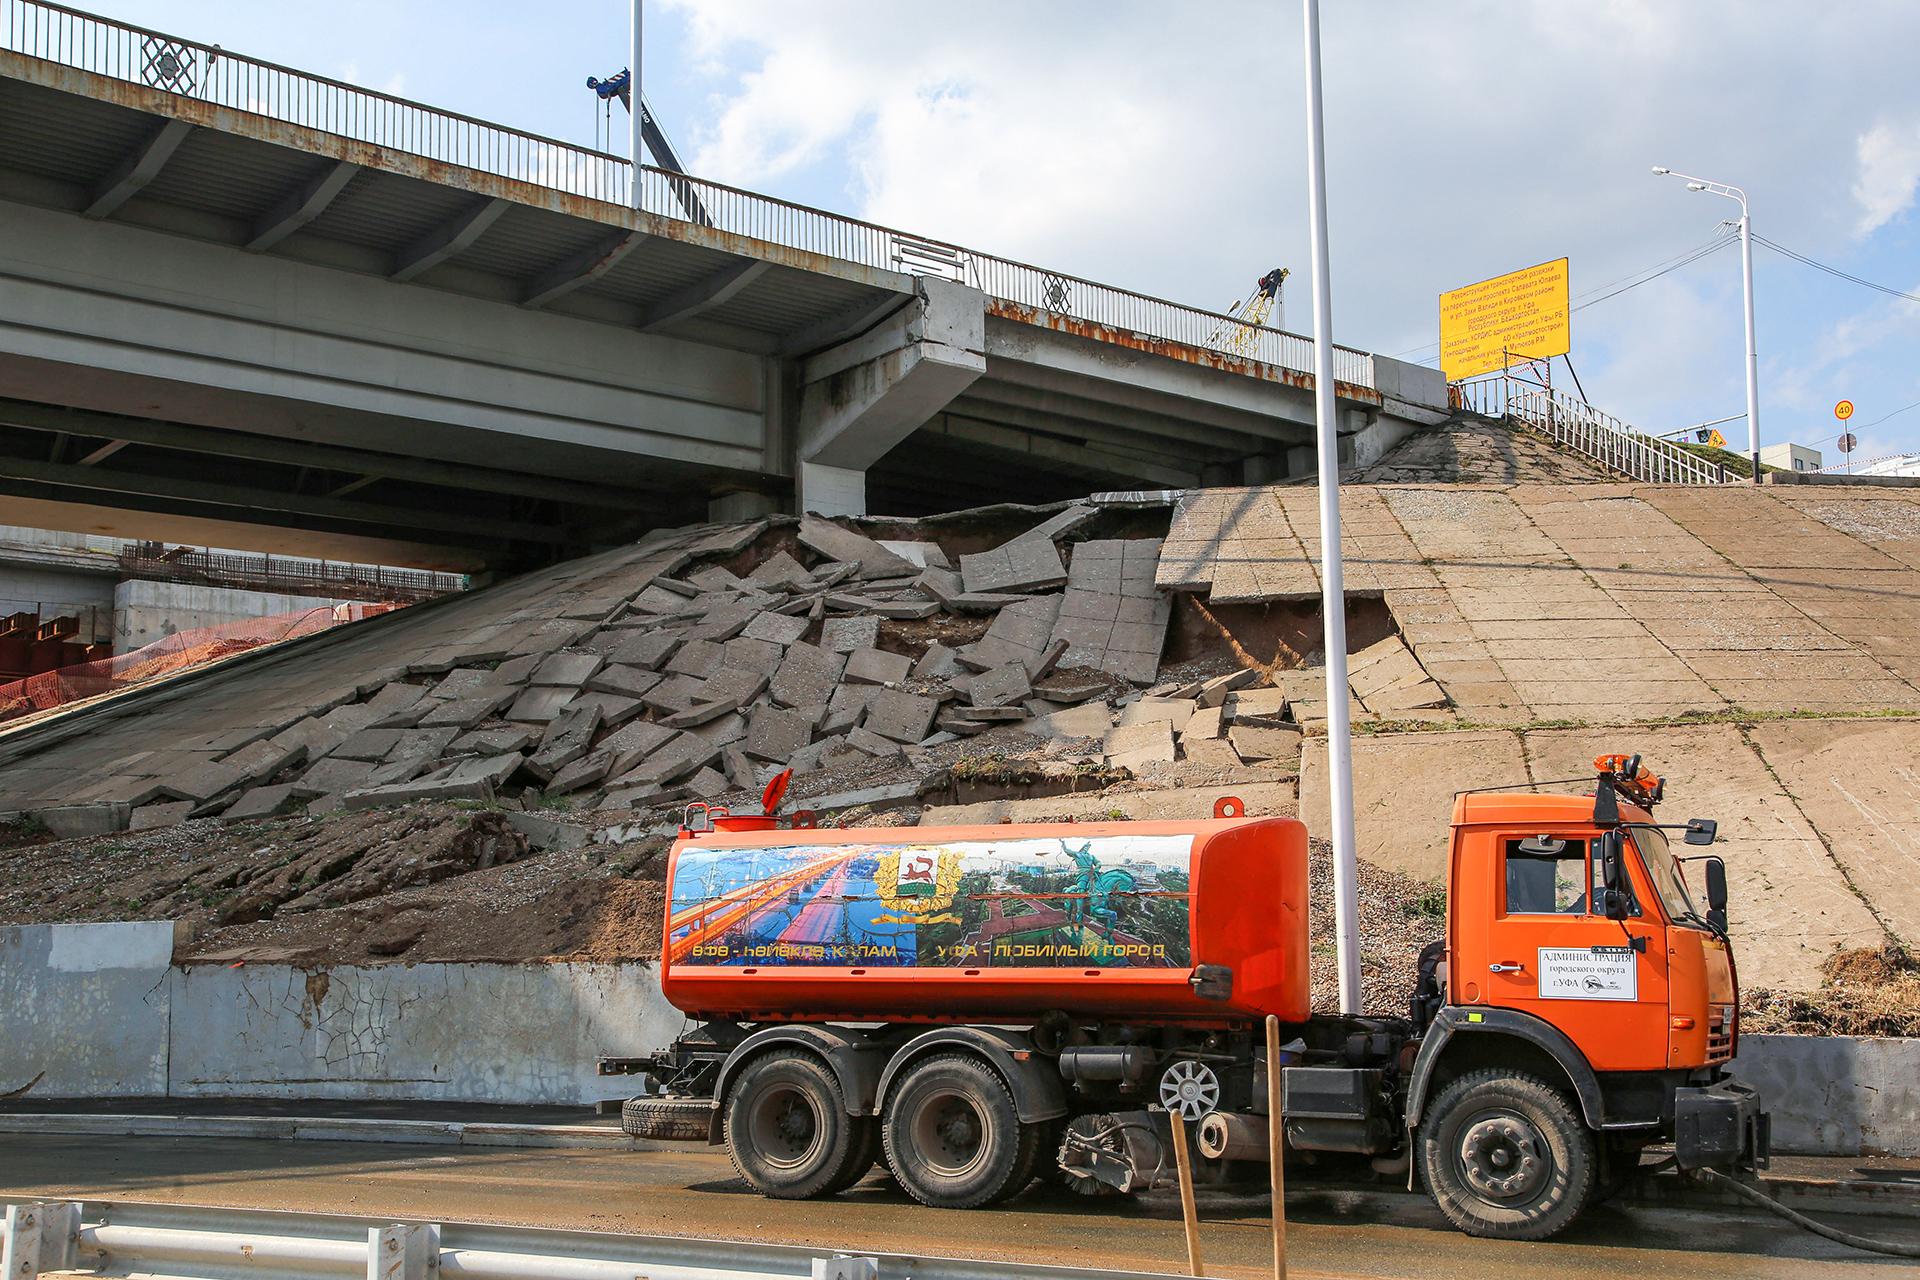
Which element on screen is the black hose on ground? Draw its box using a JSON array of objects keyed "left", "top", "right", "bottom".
[{"left": 1694, "top": 1168, "right": 1920, "bottom": 1259}]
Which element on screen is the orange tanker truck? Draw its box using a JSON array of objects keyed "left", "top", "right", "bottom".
[{"left": 609, "top": 752, "right": 1767, "bottom": 1240}]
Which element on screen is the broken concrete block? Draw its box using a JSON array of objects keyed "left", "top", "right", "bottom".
[
  {"left": 1224, "top": 688, "right": 1289, "bottom": 724},
  {"left": 505, "top": 685, "right": 576, "bottom": 724},
  {"left": 864, "top": 688, "right": 939, "bottom": 744},
  {"left": 532, "top": 651, "right": 605, "bottom": 688},
  {"left": 1115, "top": 697, "right": 1196, "bottom": 732},
  {"left": 741, "top": 611, "right": 809, "bottom": 646},
  {"left": 820, "top": 683, "right": 876, "bottom": 735},
  {"left": 951, "top": 706, "right": 1027, "bottom": 723},
  {"left": 364, "top": 681, "right": 429, "bottom": 718},
  {"left": 221, "top": 735, "right": 308, "bottom": 784},
  {"left": 1105, "top": 720, "right": 1176, "bottom": 771},
  {"left": 608, "top": 630, "right": 682, "bottom": 670},
  {"left": 640, "top": 673, "right": 708, "bottom": 715},
  {"left": 821, "top": 615, "right": 881, "bottom": 654},
  {"left": 344, "top": 776, "right": 494, "bottom": 811},
  {"left": 1182, "top": 705, "right": 1225, "bottom": 742},
  {"left": 876, "top": 539, "right": 952, "bottom": 568},
  {"left": 130, "top": 800, "right": 194, "bottom": 831},
  {"left": 685, "top": 599, "right": 761, "bottom": 644},
  {"left": 584, "top": 663, "right": 663, "bottom": 700},
  {"left": 966, "top": 596, "right": 1064, "bottom": 674},
  {"left": 664, "top": 638, "right": 727, "bottom": 678},
  {"left": 433, "top": 751, "right": 525, "bottom": 791},
  {"left": 221, "top": 784, "right": 304, "bottom": 823},
  {"left": 960, "top": 536, "right": 1067, "bottom": 595},
  {"left": 1182, "top": 738, "right": 1244, "bottom": 768},
  {"left": 685, "top": 765, "right": 734, "bottom": 797},
  {"left": 32, "top": 802, "right": 131, "bottom": 838},
  {"left": 846, "top": 725, "right": 904, "bottom": 759},
  {"left": 1197, "top": 668, "right": 1260, "bottom": 708},
  {"left": 868, "top": 599, "right": 940, "bottom": 621},
  {"left": 626, "top": 732, "right": 723, "bottom": 786},
  {"left": 746, "top": 704, "right": 814, "bottom": 763},
  {"left": 746, "top": 550, "right": 813, "bottom": 590},
  {"left": 602, "top": 719, "right": 679, "bottom": 775},
  {"left": 724, "top": 745, "right": 758, "bottom": 791},
  {"left": 913, "top": 643, "right": 963, "bottom": 680},
  {"left": 686, "top": 710, "right": 749, "bottom": 749},
  {"left": 160, "top": 758, "right": 251, "bottom": 804},
  {"left": 529, "top": 704, "right": 604, "bottom": 779},
  {"left": 1035, "top": 675, "right": 1109, "bottom": 704},
  {"left": 546, "top": 748, "right": 616, "bottom": 796},
  {"left": 722, "top": 636, "right": 784, "bottom": 673},
  {"left": 769, "top": 641, "right": 848, "bottom": 709},
  {"left": 451, "top": 726, "right": 538, "bottom": 757},
  {"left": 1226, "top": 723, "right": 1303, "bottom": 762},
  {"left": 688, "top": 565, "right": 747, "bottom": 594},
  {"left": 290, "top": 756, "right": 378, "bottom": 798},
  {"left": 567, "top": 691, "right": 645, "bottom": 727},
  {"left": 332, "top": 727, "right": 405, "bottom": 763},
  {"left": 967, "top": 662, "right": 1033, "bottom": 708},
  {"left": 420, "top": 688, "right": 517, "bottom": 729},
  {"left": 844, "top": 647, "right": 912, "bottom": 686},
  {"left": 492, "top": 654, "right": 543, "bottom": 685},
  {"left": 798, "top": 515, "right": 917, "bottom": 579}
]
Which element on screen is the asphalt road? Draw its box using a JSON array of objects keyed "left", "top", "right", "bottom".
[{"left": 2, "top": 1133, "right": 1915, "bottom": 1278}]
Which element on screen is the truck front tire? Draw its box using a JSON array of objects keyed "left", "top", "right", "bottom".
[
  {"left": 882, "top": 1053, "right": 1031, "bottom": 1209},
  {"left": 724, "top": 1050, "right": 861, "bottom": 1199},
  {"left": 1418, "top": 1069, "right": 1595, "bottom": 1241}
]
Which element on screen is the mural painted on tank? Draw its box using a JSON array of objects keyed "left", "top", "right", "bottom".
[{"left": 667, "top": 835, "right": 1195, "bottom": 969}]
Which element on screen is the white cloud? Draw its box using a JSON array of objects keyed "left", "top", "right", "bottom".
[{"left": 1853, "top": 119, "right": 1920, "bottom": 236}]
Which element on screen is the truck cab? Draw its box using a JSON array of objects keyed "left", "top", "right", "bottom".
[{"left": 1402, "top": 755, "right": 1766, "bottom": 1237}]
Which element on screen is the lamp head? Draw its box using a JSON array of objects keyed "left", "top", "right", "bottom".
[
  {"left": 1651, "top": 165, "right": 1671, "bottom": 175},
  {"left": 1686, "top": 182, "right": 1708, "bottom": 192}
]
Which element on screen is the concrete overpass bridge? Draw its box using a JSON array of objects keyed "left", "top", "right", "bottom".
[{"left": 0, "top": 1, "right": 1446, "bottom": 569}]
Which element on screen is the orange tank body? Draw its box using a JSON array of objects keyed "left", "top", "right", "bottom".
[{"left": 660, "top": 814, "right": 1310, "bottom": 1025}]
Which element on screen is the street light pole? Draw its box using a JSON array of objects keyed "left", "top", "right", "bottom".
[
  {"left": 1303, "top": 0, "right": 1362, "bottom": 1015},
  {"left": 1652, "top": 167, "right": 1759, "bottom": 480},
  {"left": 641, "top": 0, "right": 656, "bottom": 210}
]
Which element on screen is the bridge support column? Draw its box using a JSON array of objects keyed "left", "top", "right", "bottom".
[{"left": 794, "top": 278, "right": 986, "bottom": 516}]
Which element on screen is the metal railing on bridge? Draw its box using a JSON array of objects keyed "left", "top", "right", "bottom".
[
  {"left": 0, "top": 0, "right": 1376, "bottom": 391},
  {"left": 1453, "top": 371, "right": 1733, "bottom": 485}
]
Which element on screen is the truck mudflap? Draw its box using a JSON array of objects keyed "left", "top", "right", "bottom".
[{"left": 1673, "top": 1079, "right": 1770, "bottom": 1172}]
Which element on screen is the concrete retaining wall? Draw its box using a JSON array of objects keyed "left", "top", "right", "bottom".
[
  {"left": 1732, "top": 1034, "right": 1920, "bottom": 1157},
  {"left": 111, "top": 579, "right": 365, "bottom": 653},
  {"left": 0, "top": 922, "right": 679, "bottom": 1106},
  {"left": 0, "top": 922, "right": 174, "bottom": 1096}
]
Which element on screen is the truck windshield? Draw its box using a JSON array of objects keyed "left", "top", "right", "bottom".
[{"left": 1628, "top": 826, "right": 1701, "bottom": 926}]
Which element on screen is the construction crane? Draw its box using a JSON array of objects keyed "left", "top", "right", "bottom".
[
  {"left": 586, "top": 68, "right": 713, "bottom": 226},
  {"left": 1207, "top": 266, "right": 1288, "bottom": 357}
]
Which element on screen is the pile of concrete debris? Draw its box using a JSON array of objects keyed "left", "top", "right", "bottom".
[{"left": 13, "top": 504, "right": 1323, "bottom": 835}]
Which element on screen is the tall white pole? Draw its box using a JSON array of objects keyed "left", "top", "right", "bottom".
[
  {"left": 1737, "top": 205, "right": 1760, "bottom": 482},
  {"left": 629, "top": 0, "right": 644, "bottom": 210},
  {"left": 1301, "top": 0, "right": 1362, "bottom": 1015}
]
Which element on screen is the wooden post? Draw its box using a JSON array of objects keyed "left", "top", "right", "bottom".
[
  {"left": 1168, "top": 1108, "right": 1204, "bottom": 1277},
  {"left": 1266, "top": 1015, "right": 1288, "bottom": 1280}
]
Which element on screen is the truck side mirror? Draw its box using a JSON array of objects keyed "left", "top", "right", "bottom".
[
  {"left": 1703, "top": 856, "right": 1728, "bottom": 932},
  {"left": 1683, "top": 818, "right": 1718, "bottom": 846},
  {"left": 1597, "top": 831, "right": 1629, "bottom": 920}
]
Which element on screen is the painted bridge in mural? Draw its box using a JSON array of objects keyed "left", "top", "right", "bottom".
[{"left": 0, "top": 0, "right": 1447, "bottom": 567}]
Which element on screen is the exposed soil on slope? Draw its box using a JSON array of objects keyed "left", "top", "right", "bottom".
[{"left": 1744, "top": 943, "right": 1920, "bottom": 1038}]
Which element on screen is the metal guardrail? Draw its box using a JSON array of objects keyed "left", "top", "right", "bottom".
[
  {"left": 0, "top": 0, "right": 1376, "bottom": 391},
  {"left": 1509, "top": 388, "right": 1732, "bottom": 485},
  {"left": 1, "top": 1200, "right": 1186, "bottom": 1280},
  {"left": 115, "top": 545, "right": 465, "bottom": 603}
]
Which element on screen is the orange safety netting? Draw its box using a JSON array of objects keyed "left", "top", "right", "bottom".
[{"left": 0, "top": 602, "right": 395, "bottom": 724}]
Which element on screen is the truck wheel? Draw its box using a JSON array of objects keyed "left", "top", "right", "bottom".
[
  {"left": 620, "top": 1095, "right": 709, "bottom": 1141},
  {"left": 824, "top": 1116, "right": 880, "bottom": 1194},
  {"left": 882, "top": 1053, "right": 1027, "bottom": 1209},
  {"left": 1419, "top": 1069, "right": 1595, "bottom": 1241},
  {"left": 724, "top": 1050, "right": 857, "bottom": 1199}
]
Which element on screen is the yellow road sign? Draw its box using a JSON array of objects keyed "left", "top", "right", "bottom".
[
  {"left": 1704, "top": 428, "right": 1727, "bottom": 448},
  {"left": 1439, "top": 258, "right": 1571, "bottom": 382},
  {"left": 1835, "top": 399, "right": 1855, "bottom": 420}
]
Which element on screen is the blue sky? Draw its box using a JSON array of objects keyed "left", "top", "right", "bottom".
[{"left": 72, "top": 1, "right": 1920, "bottom": 465}]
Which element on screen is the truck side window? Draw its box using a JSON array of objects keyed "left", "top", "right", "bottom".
[{"left": 1504, "top": 836, "right": 1592, "bottom": 915}]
